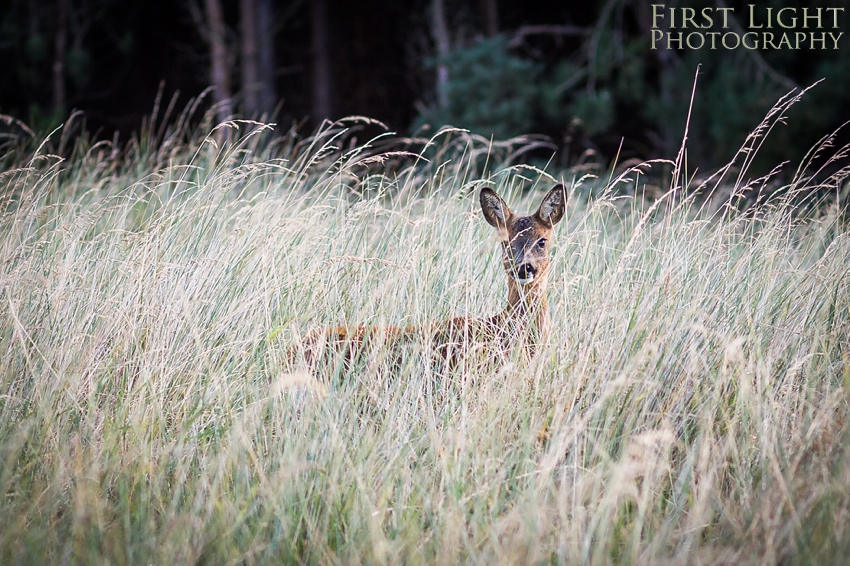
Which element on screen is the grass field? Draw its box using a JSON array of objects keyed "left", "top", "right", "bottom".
[{"left": 1, "top": 107, "right": 850, "bottom": 564}]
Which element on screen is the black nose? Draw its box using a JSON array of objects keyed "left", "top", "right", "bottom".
[{"left": 517, "top": 263, "right": 537, "bottom": 279}]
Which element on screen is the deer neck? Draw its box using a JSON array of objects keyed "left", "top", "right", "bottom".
[{"left": 499, "top": 274, "right": 549, "bottom": 334}]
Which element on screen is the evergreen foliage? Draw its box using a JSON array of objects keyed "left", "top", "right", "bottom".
[
  {"left": 416, "top": 35, "right": 543, "bottom": 139},
  {"left": 414, "top": 1, "right": 850, "bottom": 173}
]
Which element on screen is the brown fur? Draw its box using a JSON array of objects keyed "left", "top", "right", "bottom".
[{"left": 293, "top": 184, "right": 567, "bottom": 373}]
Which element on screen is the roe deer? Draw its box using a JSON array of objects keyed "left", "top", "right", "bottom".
[{"left": 294, "top": 184, "right": 567, "bottom": 374}]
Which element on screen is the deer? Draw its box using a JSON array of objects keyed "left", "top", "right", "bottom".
[{"left": 291, "top": 184, "right": 567, "bottom": 377}]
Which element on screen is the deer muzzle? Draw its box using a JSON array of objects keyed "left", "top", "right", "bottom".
[{"left": 513, "top": 262, "right": 537, "bottom": 285}]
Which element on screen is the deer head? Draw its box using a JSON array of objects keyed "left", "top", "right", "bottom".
[{"left": 480, "top": 185, "right": 567, "bottom": 289}]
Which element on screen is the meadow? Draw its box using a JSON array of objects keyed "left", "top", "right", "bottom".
[{"left": 1, "top": 97, "right": 849, "bottom": 564}]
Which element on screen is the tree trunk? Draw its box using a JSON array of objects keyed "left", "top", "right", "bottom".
[
  {"left": 479, "top": 0, "right": 498, "bottom": 37},
  {"left": 240, "top": 0, "right": 259, "bottom": 115},
  {"left": 310, "top": 0, "right": 333, "bottom": 124},
  {"left": 257, "top": 0, "right": 276, "bottom": 115},
  {"left": 53, "top": 0, "right": 69, "bottom": 115},
  {"left": 205, "top": 0, "right": 233, "bottom": 124},
  {"left": 636, "top": 0, "right": 677, "bottom": 157},
  {"left": 431, "top": 0, "right": 450, "bottom": 110}
]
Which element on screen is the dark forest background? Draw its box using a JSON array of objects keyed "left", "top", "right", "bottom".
[{"left": 1, "top": 0, "right": 849, "bottom": 175}]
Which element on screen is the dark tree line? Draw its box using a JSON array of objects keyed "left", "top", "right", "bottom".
[{"left": 1, "top": 0, "right": 848, "bottom": 173}]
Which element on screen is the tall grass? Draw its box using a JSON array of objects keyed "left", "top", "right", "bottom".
[{"left": 1, "top": 111, "right": 849, "bottom": 564}]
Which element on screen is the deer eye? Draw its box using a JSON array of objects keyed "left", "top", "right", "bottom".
[{"left": 537, "top": 238, "right": 547, "bottom": 249}]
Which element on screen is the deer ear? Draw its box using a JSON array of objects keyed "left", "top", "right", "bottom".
[
  {"left": 480, "top": 188, "right": 513, "bottom": 233},
  {"left": 535, "top": 184, "right": 567, "bottom": 228}
]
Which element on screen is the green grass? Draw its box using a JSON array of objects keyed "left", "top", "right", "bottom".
[{"left": 1, "top": 110, "right": 850, "bottom": 564}]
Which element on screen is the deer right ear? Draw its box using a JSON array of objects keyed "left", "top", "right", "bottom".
[
  {"left": 535, "top": 184, "right": 567, "bottom": 228},
  {"left": 480, "top": 189, "right": 513, "bottom": 235}
]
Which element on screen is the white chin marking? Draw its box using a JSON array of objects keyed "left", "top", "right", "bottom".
[{"left": 515, "top": 276, "right": 534, "bottom": 285}]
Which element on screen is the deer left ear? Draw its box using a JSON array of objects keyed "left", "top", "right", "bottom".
[
  {"left": 535, "top": 184, "right": 567, "bottom": 228},
  {"left": 480, "top": 188, "right": 514, "bottom": 233}
]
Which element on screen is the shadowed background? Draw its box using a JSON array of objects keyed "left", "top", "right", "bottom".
[{"left": 1, "top": 0, "right": 849, "bottom": 173}]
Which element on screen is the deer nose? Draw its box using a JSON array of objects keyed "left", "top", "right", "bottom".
[{"left": 516, "top": 263, "right": 537, "bottom": 281}]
